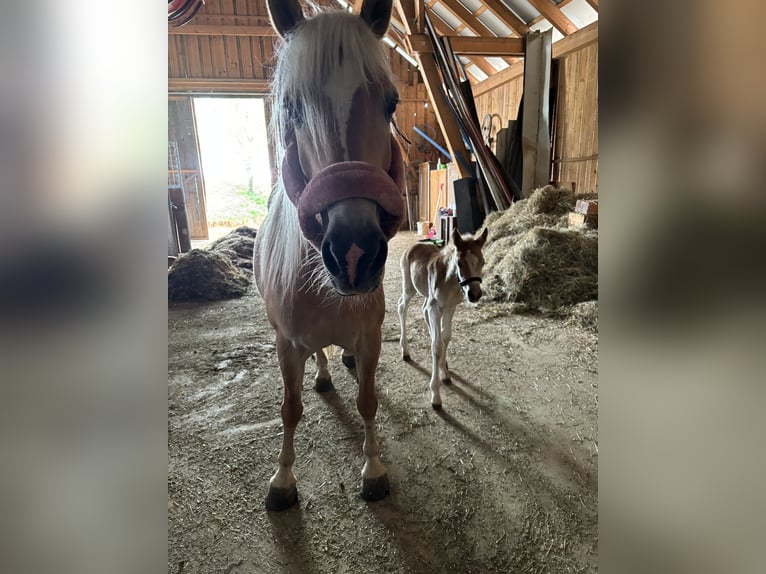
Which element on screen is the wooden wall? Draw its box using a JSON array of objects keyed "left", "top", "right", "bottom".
[
  {"left": 472, "top": 23, "right": 598, "bottom": 195},
  {"left": 168, "top": 0, "right": 276, "bottom": 91}
]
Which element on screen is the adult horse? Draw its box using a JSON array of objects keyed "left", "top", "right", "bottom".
[{"left": 253, "top": 0, "right": 404, "bottom": 511}]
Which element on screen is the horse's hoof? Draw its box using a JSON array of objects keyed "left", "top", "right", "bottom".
[
  {"left": 402, "top": 354, "right": 411, "bottom": 362},
  {"left": 361, "top": 474, "right": 390, "bottom": 502},
  {"left": 314, "top": 377, "right": 334, "bottom": 393},
  {"left": 431, "top": 402, "right": 443, "bottom": 410},
  {"left": 265, "top": 485, "right": 298, "bottom": 511},
  {"left": 341, "top": 355, "right": 356, "bottom": 370},
  {"left": 442, "top": 377, "right": 452, "bottom": 386}
]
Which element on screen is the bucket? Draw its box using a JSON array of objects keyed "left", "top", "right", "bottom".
[{"left": 416, "top": 221, "right": 429, "bottom": 236}]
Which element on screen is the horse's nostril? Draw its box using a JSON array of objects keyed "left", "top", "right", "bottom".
[
  {"left": 372, "top": 239, "right": 387, "bottom": 274},
  {"left": 321, "top": 239, "right": 341, "bottom": 277}
]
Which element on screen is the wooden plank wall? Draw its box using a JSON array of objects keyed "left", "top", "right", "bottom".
[
  {"left": 169, "top": 0, "right": 276, "bottom": 85},
  {"left": 552, "top": 41, "right": 598, "bottom": 195},
  {"left": 473, "top": 35, "right": 598, "bottom": 195}
]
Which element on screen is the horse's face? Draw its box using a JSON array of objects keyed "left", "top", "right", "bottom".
[
  {"left": 453, "top": 227, "right": 489, "bottom": 303},
  {"left": 269, "top": 0, "right": 402, "bottom": 296}
]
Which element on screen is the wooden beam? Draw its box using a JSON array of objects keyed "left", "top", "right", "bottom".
[
  {"left": 471, "top": 21, "right": 597, "bottom": 96},
  {"left": 415, "top": 54, "right": 471, "bottom": 178},
  {"left": 437, "top": 0, "right": 492, "bottom": 36},
  {"left": 394, "top": 0, "right": 415, "bottom": 34},
  {"left": 427, "top": 12, "right": 500, "bottom": 77},
  {"left": 480, "top": 0, "right": 529, "bottom": 37},
  {"left": 168, "top": 24, "right": 276, "bottom": 36},
  {"left": 446, "top": 36, "right": 525, "bottom": 56},
  {"left": 525, "top": 0, "right": 578, "bottom": 36},
  {"left": 414, "top": 0, "right": 425, "bottom": 33},
  {"left": 168, "top": 78, "right": 270, "bottom": 94}
]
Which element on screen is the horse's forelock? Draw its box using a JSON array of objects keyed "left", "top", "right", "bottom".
[{"left": 270, "top": 10, "right": 394, "bottom": 162}]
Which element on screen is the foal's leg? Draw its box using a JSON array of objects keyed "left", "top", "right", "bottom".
[
  {"left": 439, "top": 304, "right": 456, "bottom": 385},
  {"left": 313, "top": 349, "right": 333, "bottom": 393},
  {"left": 398, "top": 288, "right": 415, "bottom": 362},
  {"left": 354, "top": 330, "right": 390, "bottom": 501},
  {"left": 425, "top": 296, "right": 445, "bottom": 409},
  {"left": 265, "top": 335, "right": 308, "bottom": 511}
]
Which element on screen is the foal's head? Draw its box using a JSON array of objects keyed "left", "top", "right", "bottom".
[
  {"left": 452, "top": 227, "right": 489, "bottom": 303},
  {"left": 268, "top": 0, "right": 402, "bottom": 295}
]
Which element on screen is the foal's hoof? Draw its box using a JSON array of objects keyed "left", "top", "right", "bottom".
[
  {"left": 431, "top": 402, "right": 443, "bottom": 411},
  {"left": 314, "top": 377, "right": 334, "bottom": 393},
  {"left": 341, "top": 355, "right": 356, "bottom": 370},
  {"left": 265, "top": 485, "right": 299, "bottom": 511},
  {"left": 402, "top": 354, "right": 411, "bottom": 362},
  {"left": 361, "top": 474, "right": 390, "bottom": 502},
  {"left": 442, "top": 377, "right": 452, "bottom": 386}
]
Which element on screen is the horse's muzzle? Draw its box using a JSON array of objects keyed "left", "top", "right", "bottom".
[{"left": 321, "top": 198, "right": 388, "bottom": 295}]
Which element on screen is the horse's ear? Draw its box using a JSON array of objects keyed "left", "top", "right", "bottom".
[
  {"left": 477, "top": 227, "right": 489, "bottom": 247},
  {"left": 360, "top": 0, "right": 393, "bottom": 38},
  {"left": 452, "top": 226, "right": 463, "bottom": 247},
  {"left": 267, "top": 0, "right": 305, "bottom": 38}
]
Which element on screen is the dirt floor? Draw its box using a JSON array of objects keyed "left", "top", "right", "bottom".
[{"left": 168, "top": 231, "right": 599, "bottom": 574}]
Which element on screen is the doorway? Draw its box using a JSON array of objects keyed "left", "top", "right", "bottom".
[{"left": 193, "top": 96, "right": 271, "bottom": 242}]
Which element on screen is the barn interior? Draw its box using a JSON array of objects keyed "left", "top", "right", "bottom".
[{"left": 168, "top": 1, "right": 599, "bottom": 572}]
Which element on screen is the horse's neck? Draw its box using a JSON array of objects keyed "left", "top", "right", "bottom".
[{"left": 438, "top": 245, "right": 460, "bottom": 286}]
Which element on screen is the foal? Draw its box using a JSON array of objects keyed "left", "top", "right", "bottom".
[{"left": 398, "top": 227, "right": 489, "bottom": 409}]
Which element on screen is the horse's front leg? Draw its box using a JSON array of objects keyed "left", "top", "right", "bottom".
[
  {"left": 426, "top": 296, "right": 445, "bottom": 409},
  {"left": 265, "top": 335, "right": 309, "bottom": 511},
  {"left": 354, "top": 329, "right": 390, "bottom": 501},
  {"left": 439, "top": 305, "right": 456, "bottom": 385}
]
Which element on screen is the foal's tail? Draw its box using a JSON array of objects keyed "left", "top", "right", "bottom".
[{"left": 399, "top": 248, "right": 415, "bottom": 297}]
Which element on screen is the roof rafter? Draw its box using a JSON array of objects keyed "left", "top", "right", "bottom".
[
  {"left": 476, "top": 0, "right": 529, "bottom": 37},
  {"left": 429, "top": 0, "right": 518, "bottom": 68},
  {"left": 427, "top": 11, "right": 499, "bottom": 78},
  {"left": 525, "top": 0, "right": 578, "bottom": 36}
]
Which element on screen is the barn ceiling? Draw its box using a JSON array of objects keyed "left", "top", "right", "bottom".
[{"left": 169, "top": 0, "right": 598, "bottom": 86}]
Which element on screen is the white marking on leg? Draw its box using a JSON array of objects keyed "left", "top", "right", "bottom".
[
  {"left": 361, "top": 418, "right": 386, "bottom": 480},
  {"left": 427, "top": 298, "right": 443, "bottom": 406},
  {"left": 269, "top": 425, "right": 297, "bottom": 490}
]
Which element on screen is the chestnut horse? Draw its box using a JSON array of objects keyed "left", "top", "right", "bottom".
[
  {"left": 398, "top": 227, "right": 489, "bottom": 409},
  {"left": 253, "top": 0, "right": 404, "bottom": 511}
]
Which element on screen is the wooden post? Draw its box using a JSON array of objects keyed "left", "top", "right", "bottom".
[{"left": 521, "top": 30, "right": 553, "bottom": 197}]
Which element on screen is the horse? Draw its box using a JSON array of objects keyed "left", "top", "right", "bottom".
[
  {"left": 397, "top": 226, "right": 489, "bottom": 409},
  {"left": 253, "top": 0, "right": 404, "bottom": 511}
]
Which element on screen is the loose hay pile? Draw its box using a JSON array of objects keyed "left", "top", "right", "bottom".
[
  {"left": 168, "top": 227, "right": 257, "bottom": 302},
  {"left": 168, "top": 250, "right": 250, "bottom": 301},
  {"left": 205, "top": 226, "right": 257, "bottom": 271},
  {"left": 483, "top": 185, "right": 598, "bottom": 314}
]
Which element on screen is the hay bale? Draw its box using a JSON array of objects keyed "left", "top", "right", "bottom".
[
  {"left": 206, "top": 226, "right": 257, "bottom": 271},
  {"left": 487, "top": 227, "right": 597, "bottom": 310},
  {"left": 168, "top": 249, "right": 250, "bottom": 301}
]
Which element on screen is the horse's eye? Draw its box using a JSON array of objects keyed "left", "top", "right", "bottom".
[
  {"left": 385, "top": 96, "right": 399, "bottom": 120},
  {"left": 286, "top": 99, "right": 303, "bottom": 127}
]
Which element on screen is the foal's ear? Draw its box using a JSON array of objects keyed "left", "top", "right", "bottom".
[
  {"left": 267, "top": 0, "right": 305, "bottom": 38},
  {"left": 476, "top": 227, "right": 489, "bottom": 247},
  {"left": 360, "top": 0, "right": 393, "bottom": 38},
  {"left": 452, "top": 226, "right": 464, "bottom": 247}
]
